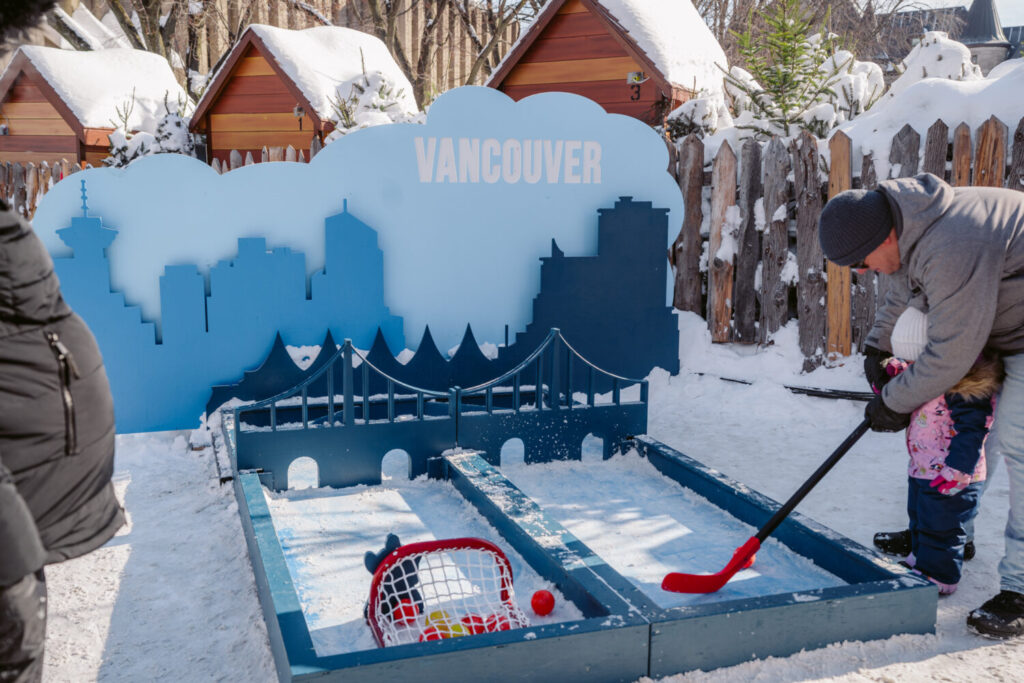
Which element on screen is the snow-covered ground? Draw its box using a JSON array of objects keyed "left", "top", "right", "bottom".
[{"left": 42, "top": 314, "right": 1023, "bottom": 681}]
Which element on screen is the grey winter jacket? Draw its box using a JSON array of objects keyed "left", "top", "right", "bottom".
[
  {"left": 0, "top": 201, "right": 124, "bottom": 586},
  {"left": 867, "top": 173, "right": 1024, "bottom": 413}
]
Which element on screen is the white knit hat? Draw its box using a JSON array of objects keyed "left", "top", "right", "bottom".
[{"left": 891, "top": 307, "right": 928, "bottom": 361}]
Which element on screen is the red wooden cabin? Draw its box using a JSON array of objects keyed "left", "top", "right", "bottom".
[
  {"left": 190, "top": 24, "right": 417, "bottom": 167},
  {"left": 0, "top": 46, "right": 187, "bottom": 168},
  {"left": 486, "top": 0, "right": 728, "bottom": 125}
]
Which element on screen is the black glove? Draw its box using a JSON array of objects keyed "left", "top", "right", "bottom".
[
  {"left": 865, "top": 395, "right": 911, "bottom": 432},
  {"left": 863, "top": 345, "right": 890, "bottom": 394}
]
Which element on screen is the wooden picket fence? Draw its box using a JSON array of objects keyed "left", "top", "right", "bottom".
[
  {"left": 0, "top": 158, "right": 83, "bottom": 220},
  {"left": 209, "top": 138, "right": 324, "bottom": 174},
  {"left": 669, "top": 115, "right": 1024, "bottom": 370}
]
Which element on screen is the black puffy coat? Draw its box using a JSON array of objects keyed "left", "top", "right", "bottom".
[{"left": 0, "top": 201, "right": 124, "bottom": 586}]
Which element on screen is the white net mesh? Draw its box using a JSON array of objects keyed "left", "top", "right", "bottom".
[{"left": 369, "top": 545, "right": 530, "bottom": 647}]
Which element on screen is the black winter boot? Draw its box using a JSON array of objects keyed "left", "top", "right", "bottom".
[
  {"left": 967, "top": 590, "right": 1024, "bottom": 639},
  {"left": 873, "top": 529, "right": 910, "bottom": 556},
  {"left": 873, "top": 529, "right": 975, "bottom": 561}
]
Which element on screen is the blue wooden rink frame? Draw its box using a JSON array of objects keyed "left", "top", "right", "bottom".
[{"left": 222, "top": 425, "right": 936, "bottom": 681}]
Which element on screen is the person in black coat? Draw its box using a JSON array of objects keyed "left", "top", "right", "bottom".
[
  {"left": 0, "top": 200, "right": 125, "bottom": 680},
  {"left": 0, "top": 23, "right": 125, "bottom": 671}
]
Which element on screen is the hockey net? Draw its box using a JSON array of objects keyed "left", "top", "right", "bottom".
[{"left": 366, "top": 537, "right": 530, "bottom": 647}]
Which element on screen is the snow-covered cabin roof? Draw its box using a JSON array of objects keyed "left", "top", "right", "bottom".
[
  {"left": 488, "top": 0, "right": 728, "bottom": 98},
  {"left": 191, "top": 24, "right": 417, "bottom": 127},
  {"left": 0, "top": 46, "right": 188, "bottom": 133}
]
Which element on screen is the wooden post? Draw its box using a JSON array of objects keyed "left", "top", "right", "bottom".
[
  {"left": 861, "top": 152, "right": 877, "bottom": 191},
  {"left": 261, "top": 146, "right": 269, "bottom": 163},
  {"left": 922, "top": 119, "right": 949, "bottom": 179},
  {"left": 974, "top": 115, "right": 1008, "bottom": 188},
  {"left": 23, "top": 163, "right": 36, "bottom": 219},
  {"left": 211, "top": 157, "right": 222, "bottom": 174},
  {"left": 285, "top": 145, "right": 297, "bottom": 162},
  {"left": 244, "top": 151, "right": 255, "bottom": 166},
  {"left": 759, "top": 137, "right": 790, "bottom": 344},
  {"left": 229, "top": 149, "right": 243, "bottom": 170},
  {"left": 311, "top": 135, "right": 323, "bottom": 159},
  {"left": 792, "top": 131, "right": 825, "bottom": 371},
  {"left": 951, "top": 123, "right": 972, "bottom": 186},
  {"left": 670, "top": 134, "right": 704, "bottom": 313},
  {"left": 707, "top": 142, "right": 737, "bottom": 342},
  {"left": 269, "top": 146, "right": 285, "bottom": 162},
  {"left": 733, "top": 139, "right": 762, "bottom": 343},
  {"left": 889, "top": 123, "right": 920, "bottom": 178},
  {"left": 826, "top": 131, "right": 853, "bottom": 358},
  {"left": 1008, "top": 117, "right": 1024, "bottom": 192}
]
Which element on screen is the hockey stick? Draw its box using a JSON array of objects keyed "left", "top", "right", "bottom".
[{"left": 662, "top": 418, "right": 871, "bottom": 593}]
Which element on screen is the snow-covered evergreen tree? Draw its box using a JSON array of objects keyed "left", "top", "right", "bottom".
[
  {"left": 325, "top": 66, "right": 423, "bottom": 143},
  {"left": 720, "top": 0, "right": 882, "bottom": 139},
  {"left": 105, "top": 92, "right": 195, "bottom": 168}
]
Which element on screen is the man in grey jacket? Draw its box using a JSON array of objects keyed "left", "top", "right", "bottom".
[{"left": 819, "top": 172, "right": 1024, "bottom": 639}]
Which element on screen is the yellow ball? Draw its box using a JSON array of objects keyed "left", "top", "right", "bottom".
[
  {"left": 446, "top": 623, "right": 469, "bottom": 638},
  {"left": 424, "top": 610, "right": 452, "bottom": 627}
]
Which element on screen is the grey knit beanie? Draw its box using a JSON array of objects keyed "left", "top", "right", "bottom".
[{"left": 818, "top": 189, "right": 894, "bottom": 266}]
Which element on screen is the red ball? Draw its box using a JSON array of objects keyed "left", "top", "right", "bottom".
[
  {"left": 392, "top": 599, "right": 418, "bottom": 626},
  {"left": 420, "top": 626, "right": 446, "bottom": 641},
  {"left": 460, "top": 614, "right": 487, "bottom": 634},
  {"left": 531, "top": 590, "right": 555, "bottom": 616},
  {"left": 484, "top": 613, "right": 511, "bottom": 632}
]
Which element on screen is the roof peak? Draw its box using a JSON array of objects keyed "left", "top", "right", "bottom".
[{"left": 961, "top": 0, "right": 1009, "bottom": 45}]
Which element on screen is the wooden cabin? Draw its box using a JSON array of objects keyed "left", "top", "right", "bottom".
[
  {"left": 486, "top": 0, "right": 728, "bottom": 125},
  {"left": 190, "top": 24, "right": 418, "bottom": 167},
  {"left": 0, "top": 46, "right": 188, "bottom": 167}
]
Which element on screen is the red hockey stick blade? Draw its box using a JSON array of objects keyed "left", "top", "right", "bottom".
[{"left": 661, "top": 537, "right": 761, "bottom": 594}]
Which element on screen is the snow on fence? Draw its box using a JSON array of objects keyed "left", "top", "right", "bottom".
[{"left": 669, "top": 115, "right": 1024, "bottom": 370}]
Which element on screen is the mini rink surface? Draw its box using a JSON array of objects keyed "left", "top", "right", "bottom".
[
  {"left": 262, "top": 464, "right": 583, "bottom": 657},
  {"left": 499, "top": 446, "right": 846, "bottom": 609}
]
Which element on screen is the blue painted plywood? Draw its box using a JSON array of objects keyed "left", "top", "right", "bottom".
[{"left": 34, "top": 87, "right": 681, "bottom": 433}]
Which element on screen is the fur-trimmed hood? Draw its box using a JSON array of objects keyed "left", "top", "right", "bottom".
[{"left": 948, "top": 352, "right": 1003, "bottom": 401}]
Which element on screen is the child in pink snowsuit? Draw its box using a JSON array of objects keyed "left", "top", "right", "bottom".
[{"left": 884, "top": 307, "right": 1002, "bottom": 595}]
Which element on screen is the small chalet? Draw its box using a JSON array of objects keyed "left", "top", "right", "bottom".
[
  {"left": 486, "top": 0, "right": 728, "bottom": 124},
  {"left": 0, "top": 47, "right": 188, "bottom": 167},
  {"left": 189, "top": 24, "right": 418, "bottom": 166}
]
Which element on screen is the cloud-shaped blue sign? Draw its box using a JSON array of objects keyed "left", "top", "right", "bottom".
[{"left": 34, "top": 86, "right": 681, "bottom": 353}]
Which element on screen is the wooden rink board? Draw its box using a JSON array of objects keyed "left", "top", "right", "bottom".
[{"left": 224, "top": 419, "right": 936, "bottom": 681}]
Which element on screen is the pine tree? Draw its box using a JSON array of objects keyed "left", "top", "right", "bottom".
[{"left": 725, "top": 0, "right": 849, "bottom": 138}]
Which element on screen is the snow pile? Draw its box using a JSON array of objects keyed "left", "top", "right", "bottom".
[
  {"left": 835, "top": 39, "right": 1024, "bottom": 180},
  {"left": 10, "top": 46, "right": 188, "bottom": 131},
  {"left": 884, "top": 31, "right": 983, "bottom": 102},
  {"left": 245, "top": 25, "right": 418, "bottom": 123}
]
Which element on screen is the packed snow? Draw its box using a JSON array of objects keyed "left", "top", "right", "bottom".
[
  {"left": 40, "top": 312, "right": 1024, "bottom": 681},
  {"left": 264, "top": 460, "right": 583, "bottom": 656}
]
